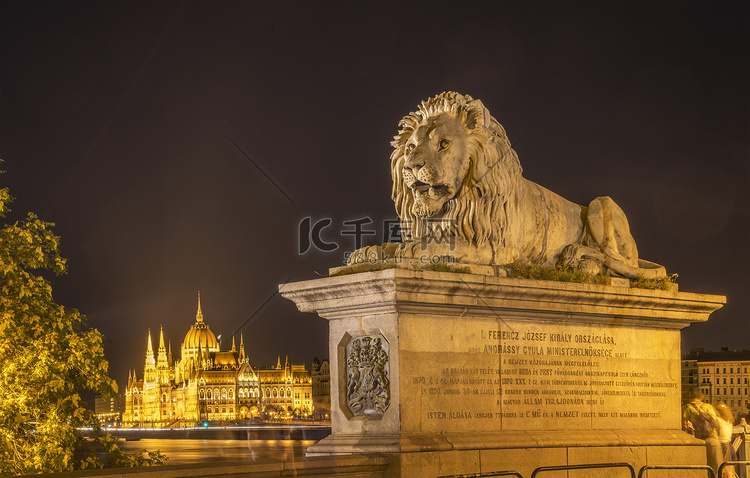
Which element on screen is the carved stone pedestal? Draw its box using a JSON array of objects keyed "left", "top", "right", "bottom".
[{"left": 280, "top": 269, "right": 725, "bottom": 478}]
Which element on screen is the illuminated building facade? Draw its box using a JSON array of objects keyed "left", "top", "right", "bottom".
[
  {"left": 123, "top": 294, "right": 313, "bottom": 427},
  {"left": 682, "top": 348, "right": 750, "bottom": 420},
  {"left": 311, "top": 358, "right": 331, "bottom": 421},
  {"left": 94, "top": 394, "right": 123, "bottom": 428}
]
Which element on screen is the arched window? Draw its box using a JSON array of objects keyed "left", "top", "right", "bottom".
[
  {"left": 222, "top": 407, "right": 226, "bottom": 413},
  {"left": 208, "top": 406, "right": 212, "bottom": 413},
  {"left": 287, "top": 387, "right": 291, "bottom": 397},
  {"left": 207, "top": 389, "right": 212, "bottom": 399},
  {"left": 228, "top": 389, "right": 234, "bottom": 399},
  {"left": 214, "top": 388, "right": 220, "bottom": 399},
  {"left": 273, "top": 388, "right": 278, "bottom": 398},
  {"left": 266, "top": 388, "right": 270, "bottom": 398},
  {"left": 280, "top": 388, "right": 285, "bottom": 398},
  {"left": 221, "top": 389, "right": 227, "bottom": 399},
  {"left": 238, "top": 389, "right": 244, "bottom": 398}
]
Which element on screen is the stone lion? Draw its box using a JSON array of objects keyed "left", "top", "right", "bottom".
[{"left": 346, "top": 92, "right": 666, "bottom": 280}]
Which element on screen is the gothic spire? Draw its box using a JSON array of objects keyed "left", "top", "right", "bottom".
[
  {"left": 239, "top": 331, "right": 246, "bottom": 362},
  {"left": 197, "top": 342, "right": 203, "bottom": 371},
  {"left": 158, "top": 325, "right": 166, "bottom": 353},
  {"left": 146, "top": 329, "right": 155, "bottom": 364},
  {"left": 196, "top": 291, "right": 204, "bottom": 323}
]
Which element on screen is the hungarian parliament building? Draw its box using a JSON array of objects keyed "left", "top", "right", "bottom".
[{"left": 122, "top": 295, "right": 329, "bottom": 427}]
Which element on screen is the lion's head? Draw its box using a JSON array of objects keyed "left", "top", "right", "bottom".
[{"left": 392, "top": 92, "right": 522, "bottom": 246}]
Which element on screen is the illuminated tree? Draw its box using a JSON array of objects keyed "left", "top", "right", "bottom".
[{"left": 0, "top": 179, "right": 166, "bottom": 474}]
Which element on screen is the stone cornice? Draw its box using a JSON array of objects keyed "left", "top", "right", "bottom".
[{"left": 280, "top": 269, "right": 725, "bottom": 329}]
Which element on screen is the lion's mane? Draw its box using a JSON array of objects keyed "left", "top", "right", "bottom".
[{"left": 391, "top": 92, "right": 523, "bottom": 247}]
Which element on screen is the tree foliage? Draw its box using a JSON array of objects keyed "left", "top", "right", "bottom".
[{"left": 0, "top": 179, "right": 166, "bottom": 474}]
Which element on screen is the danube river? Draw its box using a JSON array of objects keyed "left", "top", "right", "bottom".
[
  {"left": 93, "top": 425, "right": 330, "bottom": 465},
  {"left": 118, "top": 438, "right": 315, "bottom": 464}
]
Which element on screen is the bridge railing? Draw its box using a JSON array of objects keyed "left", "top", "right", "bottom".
[
  {"left": 735, "top": 421, "right": 750, "bottom": 478},
  {"left": 637, "top": 465, "right": 714, "bottom": 478},
  {"left": 437, "top": 472, "right": 523, "bottom": 478},
  {"left": 440, "top": 463, "right": 716, "bottom": 478},
  {"left": 531, "top": 462, "right": 636, "bottom": 477},
  {"left": 438, "top": 423, "right": 749, "bottom": 478}
]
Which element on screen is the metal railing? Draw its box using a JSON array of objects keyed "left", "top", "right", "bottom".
[
  {"left": 637, "top": 465, "right": 715, "bottom": 478},
  {"left": 738, "top": 422, "right": 750, "bottom": 478},
  {"left": 438, "top": 423, "right": 750, "bottom": 478},
  {"left": 719, "top": 461, "right": 750, "bottom": 478},
  {"left": 438, "top": 461, "right": 750, "bottom": 478},
  {"left": 438, "top": 472, "right": 523, "bottom": 478},
  {"left": 531, "top": 462, "right": 636, "bottom": 477}
]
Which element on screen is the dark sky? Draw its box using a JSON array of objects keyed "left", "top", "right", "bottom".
[{"left": 1, "top": 1, "right": 748, "bottom": 392}]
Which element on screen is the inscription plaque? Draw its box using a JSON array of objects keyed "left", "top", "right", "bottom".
[{"left": 401, "top": 317, "right": 681, "bottom": 432}]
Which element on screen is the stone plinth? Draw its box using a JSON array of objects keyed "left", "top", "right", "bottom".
[{"left": 280, "top": 269, "right": 725, "bottom": 477}]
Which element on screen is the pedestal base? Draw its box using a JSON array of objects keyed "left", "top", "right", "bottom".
[
  {"left": 308, "top": 430, "right": 706, "bottom": 478},
  {"left": 281, "top": 269, "right": 724, "bottom": 478}
]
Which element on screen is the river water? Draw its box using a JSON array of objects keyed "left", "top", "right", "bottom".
[
  {"left": 93, "top": 426, "right": 330, "bottom": 466},
  {"left": 116, "top": 438, "right": 316, "bottom": 465}
]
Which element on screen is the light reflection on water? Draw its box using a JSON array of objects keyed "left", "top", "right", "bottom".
[{"left": 117, "top": 438, "right": 317, "bottom": 465}]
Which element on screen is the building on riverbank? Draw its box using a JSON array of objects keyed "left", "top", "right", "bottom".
[
  {"left": 311, "top": 358, "right": 330, "bottom": 421},
  {"left": 94, "top": 393, "right": 123, "bottom": 427},
  {"left": 122, "top": 294, "right": 314, "bottom": 428},
  {"left": 682, "top": 347, "right": 750, "bottom": 420}
]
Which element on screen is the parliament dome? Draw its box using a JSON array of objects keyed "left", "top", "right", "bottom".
[{"left": 182, "top": 293, "right": 219, "bottom": 352}]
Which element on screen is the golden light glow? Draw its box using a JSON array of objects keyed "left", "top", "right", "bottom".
[{"left": 122, "top": 294, "right": 316, "bottom": 427}]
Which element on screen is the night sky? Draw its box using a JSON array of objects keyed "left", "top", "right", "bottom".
[{"left": 1, "top": 1, "right": 748, "bottom": 393}]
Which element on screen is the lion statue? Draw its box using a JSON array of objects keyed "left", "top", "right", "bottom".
[{"left": 346, "top": 91, "right": 666, "bottom": 280}]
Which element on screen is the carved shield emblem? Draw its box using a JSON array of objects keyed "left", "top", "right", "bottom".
[{"left": 345, "top": 334, "right": 390, "bottom": 416}]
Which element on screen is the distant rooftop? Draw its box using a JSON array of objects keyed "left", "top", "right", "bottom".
[{"left": 682, "top": 347, "right": 750, "bottom": 361}]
